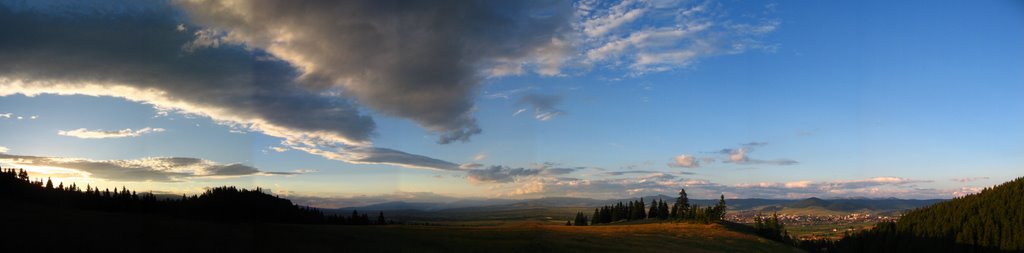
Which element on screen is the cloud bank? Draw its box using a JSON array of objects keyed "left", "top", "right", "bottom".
[
  {"left": 496, "top": 175, "right": 959, "bottom": 199},
  {"left": 0, "top": 153, "right": 300, "bottom": 182},
  {"left": 466, "top": 163, "right": 583, "bottom": 183}
]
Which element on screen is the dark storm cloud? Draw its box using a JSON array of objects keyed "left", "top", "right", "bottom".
[
  {"left": 0, "top": 153, "right": 279, "bottom": 182},
  {"left": 175, "top": 0, "right": 576, "bottom": 143},
  {"left": 0, "top": 1, "right": 470, "bottom": 170},
  {"left": 0, "top": 2, "right": 376, "bottom": 143}
]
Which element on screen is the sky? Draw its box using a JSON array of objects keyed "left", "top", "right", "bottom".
[{"left": 1, "top": 0, "right": 1022, "bottom": 207}]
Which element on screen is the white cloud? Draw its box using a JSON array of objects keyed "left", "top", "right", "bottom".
[
  {"left": 0, "top": 146, "right": 8, "bottom": 153},
  {"left": 58, "top": 127, "right": 165, "bottom": 139},
  {"left": 0, "top": 113, "right": 10, "bottom": 118},
  {"left": 269, "top": 146, "right": 289, "bottom": 153},
  {"left": 581, "top": 0, "right": 647, "bottom": 37},
  {"left": 668, "top": 154, "right": 700, "bottom": 168},
  {"left": 728, "top": 147, "right": 747, "bottom": 162}
]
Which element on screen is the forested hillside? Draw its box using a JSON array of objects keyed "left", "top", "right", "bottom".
[
  {"left": 804, "top": 176, "right": 1024, "bottom": 252},
  {"left": 0, "top": 167, "right": 387, "bottom": 225}
]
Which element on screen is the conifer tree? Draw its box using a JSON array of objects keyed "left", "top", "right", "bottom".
[
  {"left": 648, "top": 199, "right": 658, "bottom": 219},
  {"left": 658, "top": 200, "right": 669, "bottom": 220},
  {"left": 675, "top": 188, "right": 689, "bottom": 218},
  {"left": 714, "top": 194, "right": 727, "bottom": 221}
]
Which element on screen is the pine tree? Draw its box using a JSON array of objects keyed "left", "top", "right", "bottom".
[
  {"left": 648, "top": 199, "right": 658, "bottom": 219},
  {"left": 675, "top": 188, "right": 689, "bottom": 218},
  {"left": 658, "top": 200, "right": 669, "bottom": 220},
  {"left": 714, "top": 194, "right": 727, "bottom": 221},
  {"left": 573, "top": 212, "right": 588, "bottom": 226},
  {"left": 377, "top": 211, "right": 385, "bottom": 225}
]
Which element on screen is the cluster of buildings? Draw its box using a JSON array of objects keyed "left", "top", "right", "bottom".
[{"left": 729, "top": 211, "right": 899, "bottom": 225}]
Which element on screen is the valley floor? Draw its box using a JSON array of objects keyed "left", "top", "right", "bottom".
[{"left": 1, "top": 203, "right": 803, "bottom": 253}]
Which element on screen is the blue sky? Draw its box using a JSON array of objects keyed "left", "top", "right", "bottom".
[{"left": 1, "top": 0, "right": 1022, "bottom": 206}]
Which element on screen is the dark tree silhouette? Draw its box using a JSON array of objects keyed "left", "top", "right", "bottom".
[{"left": 0, "top": 166, "right": 389, "bottom": 226}]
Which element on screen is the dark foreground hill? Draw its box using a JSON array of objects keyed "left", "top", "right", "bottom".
[{"left": 804, "top": 176, "right": 1024, "bottom": 253}]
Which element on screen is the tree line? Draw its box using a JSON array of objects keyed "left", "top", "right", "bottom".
[
  {"left": 566, "top": 188, "right": 727, "bottom": 226},
  {"left": 0, "top": 167, "right": 391, "bottom": 225}
]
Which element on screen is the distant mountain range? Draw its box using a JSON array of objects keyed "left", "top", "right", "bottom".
[{"left": 327, "top": 195, "right": 945, "bottom": 219}]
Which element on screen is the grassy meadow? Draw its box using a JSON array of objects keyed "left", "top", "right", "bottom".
[{"left": 1, "top": 202, "right": 802, "bottom": 253}]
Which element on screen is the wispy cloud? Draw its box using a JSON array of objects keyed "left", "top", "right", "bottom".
[
  {"left": 58, "top": 127, "right": 165, "bottom": 139},
  {"left": 517, "top": 93, "right": 565, "bottom": 121},
  {"left": 952, "top": 177, "right": 989, "bottom": 183},
  {"left": 604, "top": 170, "right": 661, "bottom": 176},
  {"left": 717, "top": 143, "right": 798, "bottom": 166},
  {"left": 459, "top": 163, "right": 484, "bottom": 170},
  {"left": 0, "top": 113, "right": 36, "bottom": 120},
  {"left": 577, "top": 0, "right": 779, "bottom": 74}
]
